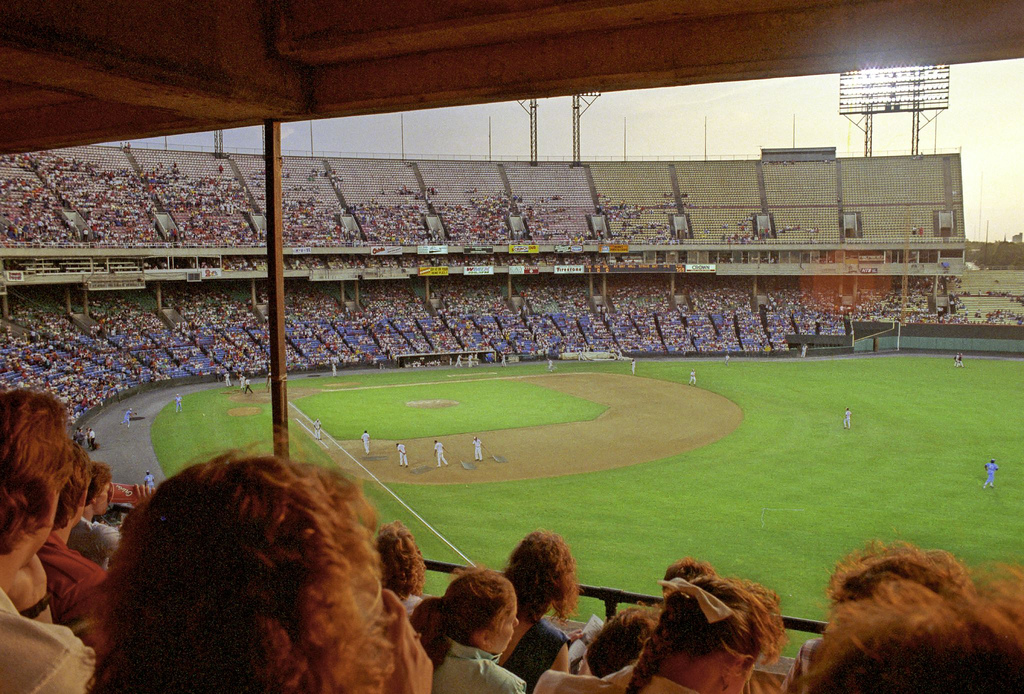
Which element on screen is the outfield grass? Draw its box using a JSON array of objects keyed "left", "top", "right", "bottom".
[
  {"left": 295, "top": 379, "right": 607, "bottom": 440},
  {"left": 151, "top": 357, "right": 1024, "bottom": 649}
]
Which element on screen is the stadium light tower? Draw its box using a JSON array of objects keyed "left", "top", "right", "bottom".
[
  {"left": 839, "top": 66, "right": 950, "bottom": 156},
  {"left": 214, "top": 129, "right": 224, "bottom": 157},
  {"left": 571, "top": 93, "right": 600, "bottom": 165},
  {"left": 517, "top": 99, "right": 538, "bottom": 165}
]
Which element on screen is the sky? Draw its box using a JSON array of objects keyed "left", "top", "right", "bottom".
[{"left": 126, "top": 58, "right": 1024, "bottom": 242}]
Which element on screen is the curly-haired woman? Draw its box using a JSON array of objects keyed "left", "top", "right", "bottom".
[
  {"left": 377, "top": 520, "right": 427, "bottom": 615},
  {"left": 500, "top": 530, "right": 580, "bottom": 693}
]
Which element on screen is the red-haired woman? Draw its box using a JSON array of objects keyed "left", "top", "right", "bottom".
[
  {"left": 500, "top": 530, "right": 580, "bottom": 693},
  {"left": 377, "top": 520, "right": 427, "bottom": 615},
  {"left": 411, "top": 566, "right": 525, "bottom": 694}
]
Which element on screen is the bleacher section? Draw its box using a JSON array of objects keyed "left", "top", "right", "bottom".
[
  {"left": 590, "top": 162, "right": 677, "bottom": 243},
  {"left": 328, "top": 158, "right": 431, "bottom": 245},
  {"left": 505, "top": 162, "right": 593, "bottom": 242},
  {"left": 36, "top": 147, "right": 158, "bottom": 245},
  {"left": 675, "top": 160, "right": 761, "bottom": 242},
  {"left": 417, "top": 161, "right": 512, "bottom": 244},
  {"left": 841, "top": 155, "right": 948, "bottom": 242},
  {"left": 0, "top": 154, "right": 71, "bottom": 245},
  {"left": 0, "top": 146, "right": 966, "bottom": 248},
  {"left": 762, "top": 161, "right": 839, "bottom": 243},
  {"left": 133, "top": 148, "right": 257, "bottom": 246}
]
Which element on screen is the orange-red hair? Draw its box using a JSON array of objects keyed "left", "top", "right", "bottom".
[
  {"left": 377, "top": 520, "right": 426, "bottom": 600},
  {"left": 805, "top": 572, "right": 1024, "bottom": 693},
  {"left": 826, "top": 540, "right": 974, "bottom": 608},
  {"left": 410, "top": 566, "right": 516, "bottom": 668},
  {"left": 90, "top": 454, "right": 393, "bottom": 694},
  {"left": 53, "top": 444, "right": 92, "bottom": 529},
  {"left": 504, "top": 530, "right": 579, "bottom": 622},
  {"left": 586, "top": 606, "right": 661, "bottom": 678},
  {"left": 0, "top": 389, "right": 74, "bottom": 553},
  {"left": 86, "top": 461, "right": 113, "bottom": 506}
]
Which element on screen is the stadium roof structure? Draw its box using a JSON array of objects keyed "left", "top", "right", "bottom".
[{"left": 2, "top": 0, "right": 1024, "bottom": 154}]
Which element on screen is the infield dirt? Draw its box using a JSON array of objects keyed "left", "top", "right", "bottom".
[{"left": 320, "top": 372, "right": 743, "bottom": 484}]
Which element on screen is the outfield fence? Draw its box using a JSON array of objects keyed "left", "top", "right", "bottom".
[{"left": 424, "top": 559, "right": 827, "bottom": 635}]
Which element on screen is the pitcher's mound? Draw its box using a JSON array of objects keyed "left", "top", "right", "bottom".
[
  {"left": 407, "top": 399, "right": 459, "bottom": 409},
  {"left": 227, "top": 407, "right": 260, "bottom": 417}
]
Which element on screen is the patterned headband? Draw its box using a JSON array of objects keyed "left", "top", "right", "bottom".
[{"left": 658, "top": 578, "right": 734, "bottom": 624}]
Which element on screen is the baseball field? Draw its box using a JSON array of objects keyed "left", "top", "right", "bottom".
[{"left": 150, "top": 356, "right": 1024, "bottom": 649}]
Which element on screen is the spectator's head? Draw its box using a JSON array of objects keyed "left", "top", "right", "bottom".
[
  {"left": 411, "top": 567, "right": 517, "bottom": 667},
  {"left": 376, "top": 520, "right": 426, "bottom": 601},
  {"left": 826, "top": 541, "right": 974, "bottom": 608},
  {"left": 664, "top": 556, "right": 718, "bottom": 586},
  {"left": 586, "top": 606, "right": 661, "bottom": 678},
  {"left": 90, "top": 454, "right": 393, "bottom": 694},
  {"left": 0, "top": 389, "right": 74, "bottom": 556},
  {"left": 804, "top": 574, "right": 1024, "bottom": 694},
  {"left": 53, "top": 445, "right": 92, "bottom": 531},
  {"left": 626, "top": 575, "right": 787, "bottom": 694},
  {"left": 86, "top": 461, "right": 113, "bottom": 517},
  {"left": 504, "top": 530, "right": 579, "bottom": 622}
]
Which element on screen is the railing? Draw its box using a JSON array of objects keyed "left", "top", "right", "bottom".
[{"left": 424, "top": 559, "right": 826, "bottom": 635}]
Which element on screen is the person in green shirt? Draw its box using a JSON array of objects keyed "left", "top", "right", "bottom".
[{"left": 412, "top": 567, "right": 526, "bottom": 694}]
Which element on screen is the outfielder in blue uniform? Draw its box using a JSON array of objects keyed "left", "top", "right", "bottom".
[{"left": 983, "top": 459, "right": 999, "bottom": 489}]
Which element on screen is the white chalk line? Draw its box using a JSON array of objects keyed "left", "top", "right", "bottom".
[
  {"left": 288, "top": 401, "right": 474, "bottom": 566},
  {"left": 760, "top": 507, "right": 805, "bottom": 529}
]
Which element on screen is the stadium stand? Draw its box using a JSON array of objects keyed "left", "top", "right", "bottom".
[
  {"left": 590, "top": 162, "right": 677, "bottom": 244},
  {"left": 675, "top": 160, "right": 761, "bottom": 242},
  {"left": 417, "top": 161, "right": 515, "bottom": 244},
  {"left": 0, "top": 154, "right": 80, "bottom": 246},
  {"left": 328, "top": 158, "right": 432, "bottom": 245},
  {"left": 505, "top": 162, "right": 594, "bottom": 242}
]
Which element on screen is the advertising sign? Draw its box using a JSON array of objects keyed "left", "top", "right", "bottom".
[
  {"left": 370, "top": 245, "right": 403, "bottom": 256},
  {"left": 508, "top": 266, "right": 540, "bottom": 275},
  {"left": 860, "top": 267, "right": 879, "bottom": 274},
  {"left": 417, "top": 245, "right": 449, "bottom": 255},
  {"left": 418, "top": 266, "right": 450, "bottom": 277},
  {"left": 463, "top": 245, "right": 493, "bottom": 255},
  {"left": 463, "top": 266, "right": 494, "bottom": 276},
  {"left": 554, "top": 265, "right": 586, "bottom": 274},
  {"left": 683, "top": 264, "right": 717, "bottom": 273},
  {"left": 4, "top": 271, "right": 23, "bottom": 282},
  {"left": 508, "top": 244, "right": 540, "bottom": 254},
  {"left": 598, "top": 243, "right": 629, "bottom": 253},
  {"left": 200, "top": 268, "right": 223, "bottom": 279},
  {"left": 291, "top": 246, "right": 312, "bottom": 255}
]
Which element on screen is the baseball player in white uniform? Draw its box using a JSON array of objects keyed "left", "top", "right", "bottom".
[
  {"left": 843, "top": 408, "right": 852, "bottom": 430},
  {"left": 397, "top": 443, "right": 408, "bottom": 467},
  {"left": 689, "top": 369, "right": 696, "bottom": 386},
  {"left": 473, "top": 436, "right": 483, "bottom": 461},
  {"left": 361, "top": 430, "right": 371, "bottom": 454},
  {"left": 434, "top": 440, "right": 449, "bottom": 467},
  {"left": 631, "top": 358, "right": 636, "bottom": 375},
  {"left": 313, "top": 418, "right": 322, "bottom": 441},
  {"left": 331, "top": 361, "right": 337, "bottom": 377}
]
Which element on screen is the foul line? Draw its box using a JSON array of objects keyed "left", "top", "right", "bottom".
[
  {"left": 288, "top": 401, "right": 474, "bottom": 566},
  {"left": 760, "top": 507, "right": 805, "bottom": 529}
]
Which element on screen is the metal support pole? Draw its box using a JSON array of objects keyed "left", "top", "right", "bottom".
[
  {"left": 250, "top": 278, "right": 257, "bottom": 309},
  {"left": 65, "top": 286, "right": 71, "bottom": 314},
  {"left": 588, "top": 274, "right": 594, "bottom": 296},
  {"left": 425, "top": 276, "right": 431, "bottom": 301},
  {"left": 82, "top": 288, "right": 89, "bottom": 316},
  {"left": 864, "top": 114, "right": 873, "bottom": 157},
  {"left": 601, "top": 274, "right": 607, "bottom": 298},
  {"left": 1, "top": 294, "right": 8, "bottom": 321},
  {"left": 355, "top": 279, "right": 360, "bottom": 307},
  {"left": 155, "top": 281, "right": 162, "bottom": 310},
  {"left": 264, "top": 120, "right": 289, "bottom": 458},
  {"left": 507, "top": 273, "right": 512, "bottom": 300}
]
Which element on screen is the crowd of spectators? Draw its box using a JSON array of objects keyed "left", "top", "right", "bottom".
[{"left": 438, "top": 194, "right": 520, "bottom": 244}]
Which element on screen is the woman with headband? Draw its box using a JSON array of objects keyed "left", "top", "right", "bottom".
[
  {"left": 411, "top": 567, "right": 526, "bottom": 694},
  {"left": 90, "top": 454, "right": 431, "bottom": 694},
  {"left": 535, "top": 574, "right": 787, "bottom": 694}
]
